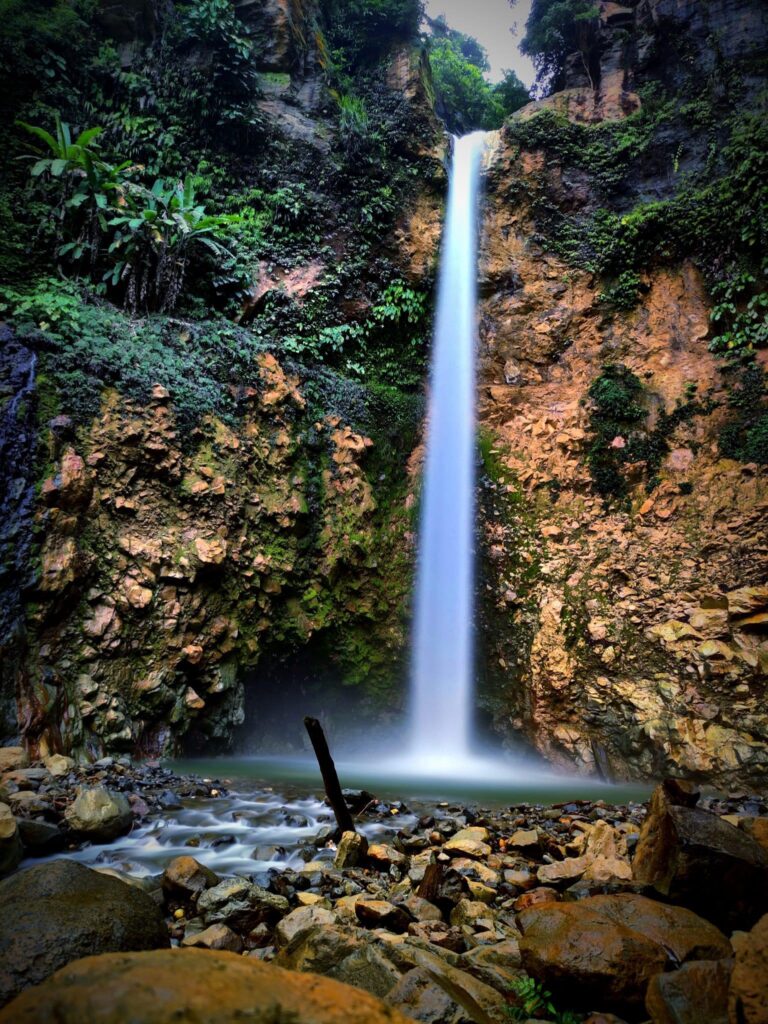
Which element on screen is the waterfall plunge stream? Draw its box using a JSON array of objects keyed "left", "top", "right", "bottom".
[{"left": 410, "top": 132, "right": 487, "bottom": 766}]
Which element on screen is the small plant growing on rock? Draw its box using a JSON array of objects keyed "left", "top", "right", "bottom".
[{"left": 507, "top": 974, "right": 582, "bottom": 1023}]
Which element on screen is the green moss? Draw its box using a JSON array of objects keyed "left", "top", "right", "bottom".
[{"left": 585, "top": 364, "right": 717, "bottom": 499}]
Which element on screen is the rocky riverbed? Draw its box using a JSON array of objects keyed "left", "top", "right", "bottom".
[{"left": 1, "top": 745, "right": 768, "bottom": 1023}]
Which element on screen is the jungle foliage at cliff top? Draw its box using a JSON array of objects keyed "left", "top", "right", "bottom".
[{"left": 0, "top": 0, "right": 443, "bottom": 424}]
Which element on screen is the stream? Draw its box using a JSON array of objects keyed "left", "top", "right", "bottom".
[{"left": 45, "top": 756, "right": 650, "bottom": 880}]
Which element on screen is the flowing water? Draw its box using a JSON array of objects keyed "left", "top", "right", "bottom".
[
  {"left": 44, "top": 758, "right": 649, "bottom": 878},
  {"left": 410, "top": 132, "right": 487, "bottom": 765}
]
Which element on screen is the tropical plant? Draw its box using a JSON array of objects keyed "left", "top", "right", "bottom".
[
  {"left": 428, "top": 30, "right": 529, "bottom": 132},
  {"left": 320, "top": 0, "right": 423, "bottom": 69},
  {"left": 507, "top": 974, "right": 581, "bottom": 1022},
  {"left": 18, "top": 115, "right": 134, "bottom": 263},
  {"left": 106, "top": 175, "right": 239, "bottom": 312}
]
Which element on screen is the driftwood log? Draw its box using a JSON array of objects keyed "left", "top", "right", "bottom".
[{"left": 303, "top": 716, "right": 355, "bottom": 835}]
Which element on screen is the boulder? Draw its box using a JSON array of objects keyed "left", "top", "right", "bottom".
[
  {"left": 0, "top": 948, "right": 415, "bottom": 1023},
  {"left": 367, "top": 844, "right": 408, "bottom": 871},
  {"left": 729, "top": 912, "right": 768, "bottom": 1024},
  {"left": 459, "top": 939, "right": 524, "bottom": 992},
  {"left": 180, "top": 924, "right": 243, "bottom": 953},
  {"left": 444, "top": 827, "right": 492, "bottom": 859},
  {"left": 355, "top": 900, "right": 410, "bottom": 934},
  {"left": 539, "top": 822, "right": 633, "bottom": 888},
  {"left": 386, "top": 967, "right": 465, "bottom": 1024},
  {"left": 518, "top": 893, "right": 731, "bottom": 1014},
  {"left": 197, "top": 877, "right": 289, "bottom": 930},
  {"left": 275, "top": 906, "right": 338, "bottom": 948},
  {"left": 161, "top": 856, "right": 219, "bottom": 902},
  {"left": 43, "top": 754, "right": 75, "bottom": 777},
  {"left": 633, "top": 781, "right": 768, "bottom": 931},
  {"left": 64, "top": 786, "right": 133, "bottom": 843},
  {"left": 0, "top": 859, "right": 168, "bottom": 1007},
  {"left": 0, "top": 748, "right": 28, "bottom": 773},
  {"left": 16, "top": 818, "right": 66, "bottom": 857},
  {"left": 0, "top": 803, "right": 22, "bottom": 877},
  {"left": 407, "top": 946, "right": 509, "bottom": 1024},
  {"left": 275, "top": 923, "right": 401, "bottom": 999},
  {"left": 334, "top": 831, "right": 368, "bottom": 869},
  {"left": 645, "top": 958, "right": 732, "bottom": 1024}
]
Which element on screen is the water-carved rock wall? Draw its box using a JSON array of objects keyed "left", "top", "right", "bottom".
[{"left": 476, "top": 0, "right": 768, "bottom": 786}]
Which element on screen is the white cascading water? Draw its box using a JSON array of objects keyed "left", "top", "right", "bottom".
[{"left": 409, "top": 131, "right": 487, "bottom": 765}]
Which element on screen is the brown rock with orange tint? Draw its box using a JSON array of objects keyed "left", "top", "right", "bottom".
[
  {"left": 517, "top": 894, "right": 730, "bottom": 1013},
  {"left": 0, "top": 948, "right": 414, "bottom": 1024},
  {"left": 729, "top": 913, "right": 768, "bottom": 1024}
]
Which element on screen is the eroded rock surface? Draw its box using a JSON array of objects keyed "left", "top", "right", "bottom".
[
  {"left": 0, "top": 860, "right": 168, "bottom": 1007},
  {"left": 0, "top": 948, "right": 415, "bottom": 1024}
]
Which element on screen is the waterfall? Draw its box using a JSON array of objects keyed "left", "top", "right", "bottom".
[{"left": 409, "top": 131, "right": 486, "bottom": 764}]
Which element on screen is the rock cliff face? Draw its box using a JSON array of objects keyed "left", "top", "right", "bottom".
[
  {"left": 0, "top": 0, "right": 444, "bottom": 758},
  {"left": 18, "top": 358, "right": 415, "bottom": 759},
  {"left": 476, "top": 0, "right": 768, "bottom": 785}
]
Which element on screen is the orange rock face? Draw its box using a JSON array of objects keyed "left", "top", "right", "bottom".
[
  {"left": 475, "top": 120, "right": 768, "bottom": 787},
  {"left": 0, "top": 948, "right": 414, "bottom": 1024},
  {"left": 18, "top": 355, "right": 413, "bottom": 759}
]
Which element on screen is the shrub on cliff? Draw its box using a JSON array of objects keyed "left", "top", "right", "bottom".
[
  {"left": 427, "top": 20, "right": 529, "bottom": 133},
  {"left": 320, "top": 0, "right": 423, "bottom": 70},
  {"left": 520, "top": 0, "right": 601, "bottom": 93}
]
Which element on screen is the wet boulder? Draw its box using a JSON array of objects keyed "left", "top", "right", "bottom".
[
  {"left": 0, "top": 948, "right": 415, "bottom": 1024},
  {"left": 0, "top": 803, "right": 22, "bottom": 877},
  {"left": 197, "top": 877, "right": 289, "bottom": 931},
  {"left": 633, "top": 781, "right": 768, "bottom": 931},
  {"left": 645, "top": 959, "right": 732, "bottom": 1024},
  {"left": 161, "top": 856, "right": 219, "bottom": 903},
  {"left": 517, "top": 893, "right": 731, "bottom": 1014},
  {"left": 64, "top": 786, "right": 133, "bottom": 843},
  {"left": 275, "top": 905, "right": 338, "bottom": 948},
  {"left": 0, "top": 859, "right": 168, "bottom": 1007},
  {"left": 334, "top": 831, "right": 368, "bottom": 869},
  {"left": 275, "top": 923, "right": 402, "bottom": 999},
  {"left": 728, "top": 912, "right": 768, "bottom": 1024}
]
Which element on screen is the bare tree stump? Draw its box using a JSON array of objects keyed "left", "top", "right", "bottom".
[{"left": 303, "top": 716, "right": 355, "bottom": 836}]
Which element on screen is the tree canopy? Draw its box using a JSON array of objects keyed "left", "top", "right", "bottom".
[
  {"left": 427, "top": 20, "right": 529, "bottom": 133},
  {"left": 520, "top": 0, "right": 601, "bottom": 93}
]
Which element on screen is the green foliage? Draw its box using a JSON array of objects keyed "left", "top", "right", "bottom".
[
  {"left": 337, "top": 92, "right": 371, "bottom": 153},
  {"left": 709, "top": 268, "right": 768, "bottom": 363},
  {"left": 106, "top": 175, "right": 239, "bottom": 312},
  {"left": 320, "top": 0, "right": 422, "bottom": 71},
  {"left": 18, "top": 115, "right": 240, "bottom": 312},
  {"left": 507, "top": 974, "right": 581, "bottom": 1023},
  {"left": 719, "top": 365, "right": 768, "bottom": 464},
  {"left": 0, "top": 277, "right": 267, "bottom": 431},
  {"left": 598, "top": 270, "right": 643, "bottom": 312},
  {"left": 428, "top": 34, "right": 529, "bottom": 132},
  {"left": 0, "top": 0, "right": 95, "bottom": 105},
  {"left": 521, "top": 0, "right": 601, "bottom": 92},
  {"left": 277, "top": 278, "right": 429, "bottom": 386},
  {"left": 512, "top": 96, "right": 768, "bottom": 389},
  {"left": 585, "top": 365, "right": 715, "bottom": 498},
  {"left": 175, "top": 0, "right": 261, "bottom": 122}
]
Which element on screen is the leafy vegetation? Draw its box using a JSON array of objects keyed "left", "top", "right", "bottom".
[
  {"left": 18, "top": 116, "right": 241, "bottom": 312},
  {"left": 520, "top": 0, "right": 601, "bottom": 93},
  {"left": 584, "top": 365, "right": 717, "bottom": 499},
  {"left": 719, "top": 365, "right": 768, "bottom": 464},
  {"left": 507, "top": 974, "right": 581, "bottom": 1023},
  {"left": 320, "top": 0, "right": 423, "bottom": 72},
  {"left": 427, "top": 19, "right": 529, "bottom": 132}
]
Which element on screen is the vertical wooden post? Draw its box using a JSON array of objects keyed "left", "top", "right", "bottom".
[{"left": 303, "top": 716, "right": 355, "bottom": 835}]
